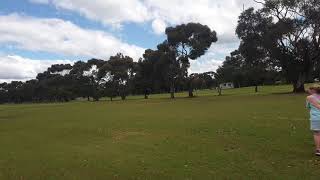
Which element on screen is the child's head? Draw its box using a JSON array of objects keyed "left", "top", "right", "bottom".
[{"left": 309, "top": 85, "right": 320, "bottom": 95}]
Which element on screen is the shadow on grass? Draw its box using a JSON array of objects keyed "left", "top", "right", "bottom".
[{"left": 271, "top": 91, "right": 306, "bottom": 95}]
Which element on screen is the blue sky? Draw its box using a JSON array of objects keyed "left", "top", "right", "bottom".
[
  {"left": 0, "top": 0, "right": 260, "bottom": 82},
  {"left": 0, "top": 0, "right": 164, "bottom": 59}
]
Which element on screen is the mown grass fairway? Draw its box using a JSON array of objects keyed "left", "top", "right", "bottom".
[{"left": 0, "top": 85, "right": 319, "bottom": 179}]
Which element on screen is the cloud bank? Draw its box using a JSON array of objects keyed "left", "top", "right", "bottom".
[
  {"left": 30, "top": 0, "right": 261, "bottom": 43},
  {"left": 0, "top": 55, "right": 72, "bottom": 83},
  {"left": 1, "top": 1, "right": 262, "bottom": 81},
  {"left": 0, "top": 14, "right": 145, "bottom": 60}
]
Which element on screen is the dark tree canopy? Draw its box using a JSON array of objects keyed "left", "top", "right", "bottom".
[
  {"left": 236, "top": 7, "right": 273, "bottom": 92},
  {"left": 165, "top": 23, "right": 218, "bottom": 98},
  {"left": 244, "top": 0, "right": 320, "bottom": 92},
  {"left": 98, "top": 53, "right": 135, "bottom": 100},
  {"left": 166, "top": 23, "right": 218, "bottom": 60}
]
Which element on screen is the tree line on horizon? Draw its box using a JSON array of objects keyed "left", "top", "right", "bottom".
[
  {"left": 0, "top": 23, "right": 219, "bottom": 103},
  {"left": 0, "top": 0, "right": 319, "bottom": 103}
]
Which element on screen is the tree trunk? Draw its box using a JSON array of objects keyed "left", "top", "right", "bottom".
[
  {"left": 293, "top": 82, "right": 305, "bottom": 93},
  {"left": 87, "top": 96, "right": 90, "bottom": 101},
  {"left": 255, "top": 85, "right": 258, "bottom": 93},
  {"left": 188, "top": 88, "right": 194, "bottom": 97},
  {"left": 170, "top": 81, "right": 175, "bottom": 99},
  {"left": 120, "top": 86, "right": 126, "bottom": 100},
  {"left": 293, "top": 83, "right": 305, "bottom": 93},
  {"left": 144, "top": 89, "right": 149, "bottom": 99},
  {"left": 218, "top": 87, "right": 222, "bottom": 96},
  {"left": 170, "top": 89, "right": 175, "bottom": 99},
  {"left": 293, "top": 74, "right": 306, "bottom": 93},
  {"left": 110, "top": 97, "right": 113, "bottom": 101}
]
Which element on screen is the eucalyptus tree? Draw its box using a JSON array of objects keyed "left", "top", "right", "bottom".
[
  {"left": 69, "top": 61, "right": 92, "bottom": 101},
  {"left": 246, "top": 0, "right": 320, "bottom": 92},
  {"left": 236, "top": 8, "right": 273, "bottom": 92},
  {"left": 165, "top": 23, "right": 218, "bottom": 98},
  {"left": 134, "top": 49, "right": 160, "bottom": 99},
  {"left": 98, "top": 53, "right": 135, "bottom": 100},
  {"left": 82, "top": 59, "right": 105, "bottom": 101}
]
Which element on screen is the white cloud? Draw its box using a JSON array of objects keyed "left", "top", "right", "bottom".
[
  {"left": 144, "top": 0, "right": 261, "bottom": 43},
  {"left": 0, "top": 0, "right": 263, "bottom": 82},
  {"left": 151, "top": 19, "right": 167, "bottom": 35},
  {"left": 0, "top": 14, "right": 145, "bottom": 61},
  {"left": 0, "top": 55, "right": 72, "bottom": 83},
  {"left": 189, "top": 59, "right": 222, "bottom": 74},
  {"left": 27, "top": 0, "right": 262, "bottom": 75},
  {"left": 189, "top": 47, "right": 221, "bottom": 74},
  {"left": 29, "top": 0, "right": 261, "bottom": 43},
  {"left": 188, "top": 41, "right": 242, "bottom": 74},
  {"left": 32, "top": 0, "right": 150, "bottom": 28}
]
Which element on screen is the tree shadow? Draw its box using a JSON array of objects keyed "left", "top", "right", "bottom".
[{"left": 271, "top": 92, "right": 305, "bottom": 95}]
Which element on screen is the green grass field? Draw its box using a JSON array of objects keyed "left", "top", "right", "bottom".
[{"left": 1, "top": 85, "right": 320, "bottom": 179}]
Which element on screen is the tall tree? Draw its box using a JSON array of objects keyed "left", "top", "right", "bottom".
[
  {"left": 236, "top": 8, "right": 273, "bottom": 92},
  {"left": 155, "top": 41, "right": 180, "bottom": 98},
  {"left": 69, "top": 61, "right": 92, "bottom": 101},
  {"left": 98, "top": 53, "right": 135, "bottom": 100},
  {"left": 83, "top": 59, "right": 105, "bottom": 101},
  {"left": 249, "top": 0, "right": 320, "bottom": 92},
  {"left": 134, "top": 49, "right": 160, "bottom": 99},
  {"left": 165, "top": 23, "right": 218, "bottom": 98}
]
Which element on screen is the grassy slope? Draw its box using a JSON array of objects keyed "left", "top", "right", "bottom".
[{"left": 0, "top": 85, "right": 320, "bottom": 179}]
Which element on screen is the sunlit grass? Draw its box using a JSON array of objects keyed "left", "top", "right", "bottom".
[{"left": 0, "top": 84, "right": 319, "bottom": 179}]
